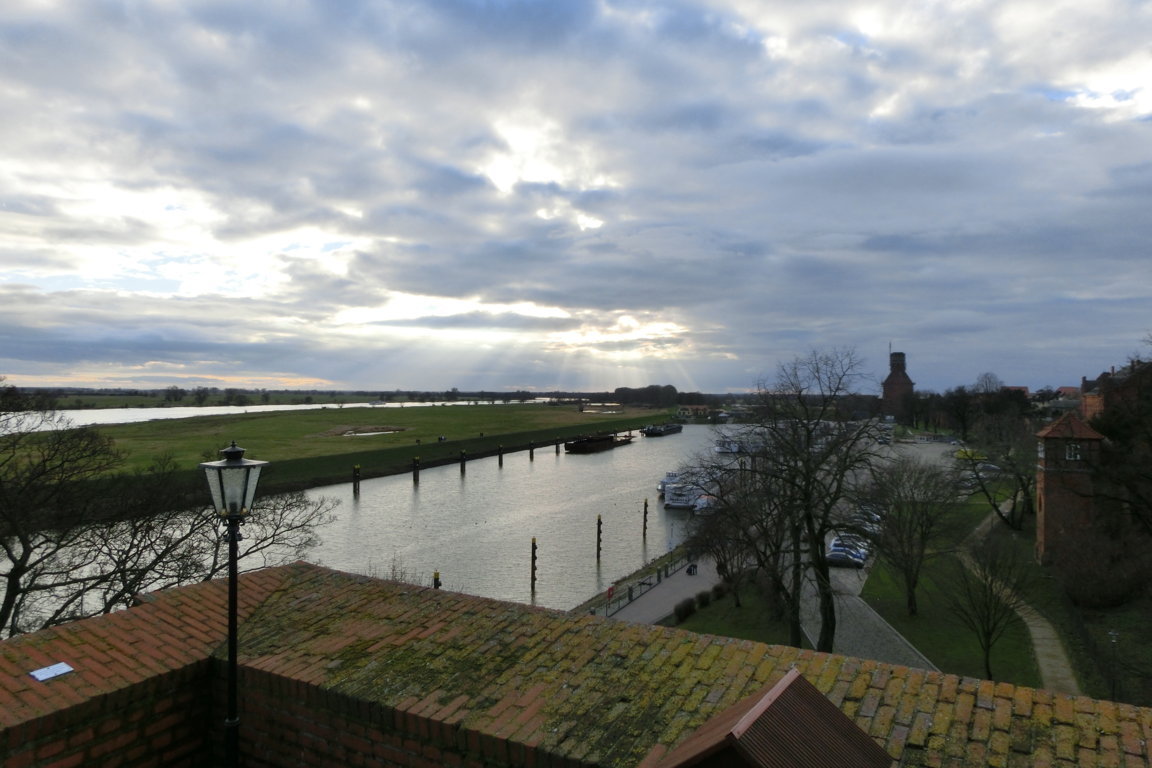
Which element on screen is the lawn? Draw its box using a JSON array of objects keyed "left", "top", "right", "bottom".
[
  {"left": 667, "top": 580, "right": 808, "bottom": 648},
  {"left": 93, "top": 404, "right": 663, "bottom": 492},
  {"left": 992, "top": 514, "right": 1152, "bottom": 705},
  {"left": 861, "top": 556, "right": 1042, "bottom": 688}
]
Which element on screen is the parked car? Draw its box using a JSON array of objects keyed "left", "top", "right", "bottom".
[
  {"left": 826, "top": 545, "right": 867, "bottom": 568},
  {"left": 833, "top": 533, "right": 871, "bottom": 555},
  {"left": 846, "top": 506, "right": 883, "bottom": 536}
]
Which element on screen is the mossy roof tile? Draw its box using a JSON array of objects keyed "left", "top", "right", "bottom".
[{"left": 4, "top": 561, "right": 1152, "bottom": 768}]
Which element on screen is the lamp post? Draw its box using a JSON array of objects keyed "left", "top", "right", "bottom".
[{"left": 200, "top": 441, "right": 268, "bottom": 768}]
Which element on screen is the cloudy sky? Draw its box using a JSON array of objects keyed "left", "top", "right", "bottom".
[{"left": 2, "top": 1, "right": 1150, "bottom": 396}]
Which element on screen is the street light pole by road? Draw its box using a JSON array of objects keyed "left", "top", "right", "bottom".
[{"left": 200, "top": 441, "right": 268, "bottom": 768}]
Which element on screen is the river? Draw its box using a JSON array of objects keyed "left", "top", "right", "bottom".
[
  {"left": 303, "top": 425, "right": 718, "bottom": 611},
  {"left": 52, "top": 400, "right": 537, "bottom": 428}
]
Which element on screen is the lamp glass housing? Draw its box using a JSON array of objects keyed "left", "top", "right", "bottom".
[{"left": 200, "top": 442, "right": 269, "bottom": 518}]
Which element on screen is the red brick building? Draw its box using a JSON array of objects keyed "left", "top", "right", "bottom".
[
  {"left": 881, "top": 352, "right": 914, "bottom": 424},
  {"left": 1080, "top": 360, "right": 1152, "bottom": 422},
  {"left": 1034, "top": 412, "right": 1105, "bottom": 564}
]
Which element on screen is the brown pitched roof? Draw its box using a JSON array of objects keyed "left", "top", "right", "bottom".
[
  {"left": 1036, "top": 411, "right": 1105, "bottom": 441},
  {"left": 654, "top": 668, "right": 892, "bottom": 767},
  {"left": 4, "top": 561, "right": 1152, "bottom": 768}
]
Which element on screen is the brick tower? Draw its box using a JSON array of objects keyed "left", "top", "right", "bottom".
[
  {"left": 1034, "top": 412, "right": 1104, "bottom": 564},
  {"left": 881, "top": 351, "right": 915, "bottom": 424}
]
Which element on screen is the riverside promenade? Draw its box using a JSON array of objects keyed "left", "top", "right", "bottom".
[{"left": 607, "top": 553, "right": 938, "bottom": 671}]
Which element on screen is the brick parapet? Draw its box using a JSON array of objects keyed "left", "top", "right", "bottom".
[{"left": 2, "top": 661, "right": 210, "bottom": 768}]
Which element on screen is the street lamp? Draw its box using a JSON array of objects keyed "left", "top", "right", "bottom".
[{"left": 200, "top": 441, "right": 268, "bottom": 768}]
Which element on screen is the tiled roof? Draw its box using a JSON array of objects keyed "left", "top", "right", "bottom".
[
  {"left": 5, "top": 561, "right": 1152, "bottom": 768},
  {"left": 1036, "top": 412, "right": 1105, "bottom": 441},
  {"left": 0, "top": 566, "right": 291, "bottom": 730},
  {"left": 654, "top": 668, "right": 893, "bottom": 767}
]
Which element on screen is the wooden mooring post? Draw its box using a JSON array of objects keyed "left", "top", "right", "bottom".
[
  {"left": 412, "top": 456, "right": 420, "bottom": 484},
  {"left": 596, "top": 515, "right": 603, "bottom": 562},
  {"left": 352, "top": 464, "right": 361, "bottom": 496},
  {"left": 531, "top": 538, "right": 538, "bottom": 592},
  {"left": 643, "top": 498, "right": 648, "bottom": 538}
]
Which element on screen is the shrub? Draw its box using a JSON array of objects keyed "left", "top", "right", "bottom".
[
  {"left": 696, "top": 590, "right": 712, "bottom": 608},
  {"left": 674, "top": 598, "right": 696, "bottom": 623},
  {"left": 1053, "top": 528, "right": 1152, "bottom": 609},
  {"left": 712, "top": 582, "right": 729, "bottom": 600}
]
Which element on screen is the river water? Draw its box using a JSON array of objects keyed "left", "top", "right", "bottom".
[
  {"left": 303, "top": 425, "right": 718, "bottom": 611},
  {"left": 53, "top": 400, "right": 531, "bottom": 428}
]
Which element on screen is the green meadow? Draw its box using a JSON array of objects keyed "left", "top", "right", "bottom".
[{"left": 98, "top": 404, "right": 662, "bottom": 492}]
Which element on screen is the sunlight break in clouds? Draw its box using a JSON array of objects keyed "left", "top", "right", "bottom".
[{"left": 2, "top": 0, "right": 1151, "bottom": 393}]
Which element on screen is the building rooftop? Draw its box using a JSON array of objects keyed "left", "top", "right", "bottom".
[
  {"left": 3, "top": 561, "right": 1151, "bottom": 767},
  {"left": 1036, "top": 411, "right": 1105, "bottom": 441}
]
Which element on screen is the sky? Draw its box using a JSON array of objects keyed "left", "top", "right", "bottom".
[{"left": 2, "top": 1, "right": 1150, "bottom": 396}]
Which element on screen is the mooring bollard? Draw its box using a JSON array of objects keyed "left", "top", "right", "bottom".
[
  {"left": 498, "top": 444, "right": 504, "bottom": 467},
  {"left": 412, "top": 456, "right": 420, "bottom": 484},
  {"left": 433, "top": 571, "right": 442, "bottom": 589},
  {"left": 459, "top": 449, "right": 467, "bottom": 474},
  {"left": 643, "top": 498, "right": 648, "bottom": 538},
  {"left": 529, "top": 440, "right": 534, "bottom": 461},
  {"left": 353, "top": 464, "right": 361, "bottom": 496},
  {"left": 531, "top": 537, "right": 538, "bottom": 592},
  {"left": 555, "top": 438, "right": 560, "bottom": 455}
]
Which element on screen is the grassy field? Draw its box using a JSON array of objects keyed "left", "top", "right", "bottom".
[
  {"left": 97, "top": 403, "right": 664, "bottom": 492},
  {"left": 861, "top": 556, "right": 1042, "bottom": 687},
  {"left": 991, "top": 513, "right": 1152, "bottom": 704},
  {"left": 666, "top": 495, "right": 1044, "bottom": 687},
  {"left": 667, "top": 580, "right": 809, "bottom": 648}
]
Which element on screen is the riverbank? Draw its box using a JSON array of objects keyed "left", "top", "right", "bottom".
[{"left": 96, "top": 404, "right": 665, "bottom": 495}]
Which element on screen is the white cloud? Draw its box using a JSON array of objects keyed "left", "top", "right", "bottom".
[{"left": 1, "top": 0, "right": 1150, "bottom": 393}]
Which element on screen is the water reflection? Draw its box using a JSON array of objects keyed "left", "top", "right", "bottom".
[{"left": 305, "top": 425, "right": 716, "bottom": 610}]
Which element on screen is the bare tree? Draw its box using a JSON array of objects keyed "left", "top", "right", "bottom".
[
  {"left": 0, "top": 392, "right": 123, "bottom": 634},
  {"left": 685, "top": 501, "right": 752, "bottom": 609},
  {"left": 0, "top": 383, "right": 338, "bottom": 637},
  {"left": 867, "top": 455, "right": 960, "bottom": 616},
  {"left": 942, "top": 533, "right": 1030, "bottom": 679},
  {"left": 973, "top": 372, "right": 1005, "bottom": 394},
  {"left": 703, "top": 348, "right": 880, "bottom": 652},
  {"left": 684, "top": 457, "right": 806, "bottom": 642},
  {"left": 959, "top": 412, "right": 1037, "bottom": 530}
]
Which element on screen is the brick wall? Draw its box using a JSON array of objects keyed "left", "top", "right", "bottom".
[
  {"left": 3, "top": 662, "right": 211, "bottom": 768},
  {"left": 240, "top": 667, "right": 577, "bottom": 768}
]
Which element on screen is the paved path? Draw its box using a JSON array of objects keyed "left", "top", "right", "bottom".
[
  {"left": 799, "top": 566, "right": 938, "bottom": 670},
  {"left": 609, "top": 557, "right": 720, "bottom": 624},
  {"left": 610, "top": 554, "right": 937, "bottom": 671},
  {"left": 965, "top": 512, "right": 1082, "bottom": 695},
  {"left": 608, "top": 439, "right": 1082, "bottom": 693}
]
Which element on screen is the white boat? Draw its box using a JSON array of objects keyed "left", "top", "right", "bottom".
[
  {"left": 664, "top": 484, "right": 697, "bottom": 509},
  {"left": 657, "top": 471, "right": 680, "bottom": 495},
  {"left": 692, "top": 494, "right": 717, "bottom": 514},
  {"left": 641, "top": 423, "right": 683, "bottom": 437}
]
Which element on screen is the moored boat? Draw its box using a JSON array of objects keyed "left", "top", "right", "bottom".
[
  {"left": 663, "top": 483, "right": 698, "bottom": 509},
  {"left": 564, "top": 433, "right": 634, "bottom": 453},
  {"left": 640, "top": 423, "right": 684, "bottom": 437},
  {"left": 657, "top": 471, "right": 680, "bottom": 494}
]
